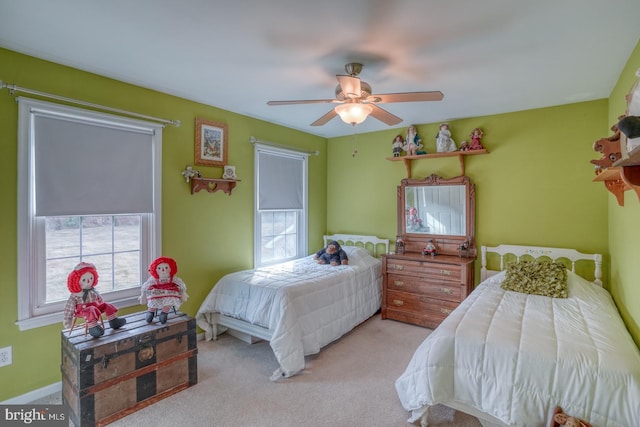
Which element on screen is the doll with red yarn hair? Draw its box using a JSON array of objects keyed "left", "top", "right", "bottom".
[
  {"left": 63, "top": 262, "right": 126, "bottom": 338},
  {"left": 140, "top": 257, "right": 188, "bottom": 324}
]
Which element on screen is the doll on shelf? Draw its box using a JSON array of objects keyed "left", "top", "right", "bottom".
[
  {"left": 468, "top": 127, "right": 485, "bottom": 150},
  {"left": 392, "top": 134, "right": 405, "bottom": 157},
  {"left": 140, "top": 256, "right": 189, "bottom": 324},
  {"left": 436, "top": 123, "right": 457, "bottom": 152},
  {"left": 404, "top": 125, "right": 424, "bottom": 156}
]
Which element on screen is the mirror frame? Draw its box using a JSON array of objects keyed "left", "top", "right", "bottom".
[{"left": 397, "top": 174, "right": 476, "bottom": 257}]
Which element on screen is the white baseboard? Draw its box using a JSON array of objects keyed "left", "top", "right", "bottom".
[{"left": 2, "top": 382, "right": 62, "bottom": 404}]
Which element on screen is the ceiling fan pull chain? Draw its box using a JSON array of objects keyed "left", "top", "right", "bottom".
[{"left": 352, "top": 131, "right": 358, "bottom": 157}]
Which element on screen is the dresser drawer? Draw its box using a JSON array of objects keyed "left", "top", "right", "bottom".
[
  {"left": 385, "top": 259, "right": 461, "bottom": 281},
  {"left": 386, "top": 290, "right": 459, "bottom": 318},
  {"left": 386, "top": 273, "right": 462, "bottom": 302},
  {"left": 384, "top": 309, "right": 445, "bottom": 330}
]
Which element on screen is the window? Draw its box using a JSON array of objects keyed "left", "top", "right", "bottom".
[
  {"left": 254, "top": 144, "right": 308, "bottom": 267},
  {"left": 16, "top": 98, "right": 162, "bottom": 330}
]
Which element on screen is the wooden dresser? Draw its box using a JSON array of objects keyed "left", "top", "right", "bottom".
[{"left": 382, "top": 252, "right": 475, "bottom": 329}]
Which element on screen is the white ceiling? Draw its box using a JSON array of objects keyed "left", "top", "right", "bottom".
[{"left": 1, "top": 0, "right": 639, "bottom": 138}]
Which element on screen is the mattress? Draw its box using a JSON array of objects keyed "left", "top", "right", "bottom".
[
  {"left": 196, "top": 246, "right": 382, "bottom": 379},
  {"left": 395, "top": 270, "right": 640, "bottom": 427}
]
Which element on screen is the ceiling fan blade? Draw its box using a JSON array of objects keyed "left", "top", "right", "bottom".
[
  {"left": 267, "top": 99, "right": 338, "bottom": 106},
  {"left": 369, "top": 104, "right": 403, "bottom": 126},
  {"left": 374, "top": 91, "right": 444, "bottom": 103},
  {"left": 310, "top": 109, "right": 338, "bottom": 126},
  {"left": 336, "top": 75, "right": 362, "bottom": 99}
]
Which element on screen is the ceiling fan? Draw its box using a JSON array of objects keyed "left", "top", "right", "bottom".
[{"left": 267, "top": 62, "right": 444, "bottom": 127}]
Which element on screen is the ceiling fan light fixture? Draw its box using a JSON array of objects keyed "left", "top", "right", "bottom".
[{"left": 334, "top": 103, "right": 373, "bottom": 125}]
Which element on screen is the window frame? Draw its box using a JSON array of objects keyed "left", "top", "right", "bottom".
[
  {"left": 16, "top": 98, "right": 162, "bottom": 330},
  {"left": 253, "top": 144, "right": 308, "bottom": 267}
]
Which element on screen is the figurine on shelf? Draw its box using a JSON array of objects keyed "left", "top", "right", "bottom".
[
  {"left": 436, "top": 123, "right": 457, "bottom": 152},
  {"left": 467, "top": 127, "right": 485, "bottom": 150},
  {"left": 404, "top": 125, "right": 424, "bottom": 156},
  {"left": 222, "top": 165, "right": 236, "bottom": 179},
  {"left": 392, "top": 134, "right": 405, "bottom": 157},
  {"left": 181, "top": 165, "right": 201, "bottom": 183},
  {"left": 422, "top": 239, "right": 437, "bottom": 257},
  {"left": 591, "top": 117, "right": 623, "bottom": 172}
]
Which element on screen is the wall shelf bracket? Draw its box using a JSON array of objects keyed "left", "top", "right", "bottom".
[
  {"left": 190, "top": 177, "right": 240, "bottom": 195},
  {"left": 386, "top": 149, "right": 488, "bottom": 178}
]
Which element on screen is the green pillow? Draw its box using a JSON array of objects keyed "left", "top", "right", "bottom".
[{"left": 500, "top": 260, "right": 568, "bottom": 298}]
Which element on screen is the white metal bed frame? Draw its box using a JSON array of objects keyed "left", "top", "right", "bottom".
[{"left": 215, "top": 234, "right": 389, "bottom": 343}]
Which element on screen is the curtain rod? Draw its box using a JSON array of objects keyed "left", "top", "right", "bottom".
[
  {"left": 1, "top": 80, "right": 181, "bottom": 127},
  {"left": 249, "top": 136, "right": 319, "bottom": 156}
]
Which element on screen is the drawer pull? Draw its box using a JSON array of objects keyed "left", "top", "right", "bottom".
[
  {"left": 440, "top": 269, "right": 453, "bottom": 276},
  {"left": 440, "top": 308, "right": 452, "bottom": 315},
  {"left": 440, "top": 287, "right": 453, "bottom": 295},
  {"left": 393, "top": 280, "right": 404, "bottom": 287},
  {"left": 392, "top": 299, "right": 404, "bottom": 307},
  {"left": 390, "top": 264, "right": 404, "bottom": 271}
]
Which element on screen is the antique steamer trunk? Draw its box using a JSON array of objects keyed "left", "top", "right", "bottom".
[{"left": 61, "top": 311, "right": 197, "bottom": 426}]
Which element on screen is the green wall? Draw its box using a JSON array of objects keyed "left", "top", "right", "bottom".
[
  {"left": 2, "top": 39, "right": 640, "bottom": 401},
  {"left": 327, "top": 103, "right": 609, "bottom": 268},
  {"left": 0, "top": 48, "right": 327, "bottom": 401},
  {"left": 607, "top": 40, "right": 640, "bottom": 345}
]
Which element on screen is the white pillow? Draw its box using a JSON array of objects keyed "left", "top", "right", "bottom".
[{"left": 342, "top": 246, "right": 371, "bottom": 263}]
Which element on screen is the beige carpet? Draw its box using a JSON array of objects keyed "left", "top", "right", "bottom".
[{"left": 45, "top": 316, "right": 482, "bottom": 426}]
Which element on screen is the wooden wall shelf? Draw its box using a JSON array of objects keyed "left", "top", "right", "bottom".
[
  {"left": 190, "top": 177, "right": 240, "bottom": 195},
  {"left": 592, "top": 145, "right": 640, "bottom": 206},
  {"left": 386, "top": 149, "right": 488, "bottom": 177},
  {"left": 592, "top": 166, "right": 640, "bottom": 206},
  {"left": 614, "top": 145, "right": 640, "bottom": 185}
]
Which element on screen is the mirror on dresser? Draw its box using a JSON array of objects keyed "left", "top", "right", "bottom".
[
  {"left": 397, "top": 174, "right": 475, "bottom": 257},
  {"left": 382, "top": 174, "right": 476, "bottom": 329}
]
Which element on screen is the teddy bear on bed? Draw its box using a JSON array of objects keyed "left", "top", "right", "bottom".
[
  {"left": 550, "top": 406, "right": 592, "bottom": 427},
  {"left": 314, "top": 240, "right": 349, "bottom": 266},
  {"left": 140, "top": 256, "right": 189, "bottom": 324},
  {"left": 63, "top": 262, "right": 127, "bottom": 338}
]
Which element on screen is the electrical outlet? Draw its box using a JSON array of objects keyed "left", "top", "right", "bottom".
[{"left": 0, "top": 346, "right": 12, "bottom": 367}]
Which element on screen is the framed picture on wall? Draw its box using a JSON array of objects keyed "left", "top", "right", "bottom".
[{"left": 195, "top": 118, "right": 228, "bottom": 167}]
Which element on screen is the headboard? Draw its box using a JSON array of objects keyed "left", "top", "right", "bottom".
[
  {"left": 480, "top": 244, "right": 603, "bottom": 286},
  {"left": 323, "top": 234, "right": 390, "bottom": 258}
]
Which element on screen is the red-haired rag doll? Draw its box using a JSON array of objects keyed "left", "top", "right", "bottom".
[
  {"left": 63, "top": 262, "right": 126, "bottom": 338},
  {"left": 140, "top": 257, "right": 188, "bottom": 324}
]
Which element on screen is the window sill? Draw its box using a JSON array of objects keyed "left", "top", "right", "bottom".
[{"left": 15, "top": 296, "right": 140, "bottom": 331}]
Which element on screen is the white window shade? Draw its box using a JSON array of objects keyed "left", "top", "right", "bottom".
[
  {"left": 33, "top": 112, "right": 155, "bottom": 216},
  {"left": 257, "top": 150, "right": 304, "bottom": 210}
]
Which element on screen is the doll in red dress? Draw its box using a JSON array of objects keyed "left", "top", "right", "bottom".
[
  {"left": 140, "top": 257, "right": 188, "bottom": 324},
  {"left": 63, "top": 262, "right": 126, "bottom": 338}
]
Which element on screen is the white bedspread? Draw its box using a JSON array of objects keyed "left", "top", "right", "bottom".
[
  {"left": 395, "top": 271, "right": 640, "bottom": 427},
  {"left": 196, "top": 246, "right": 381, "bottom": 379}
]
